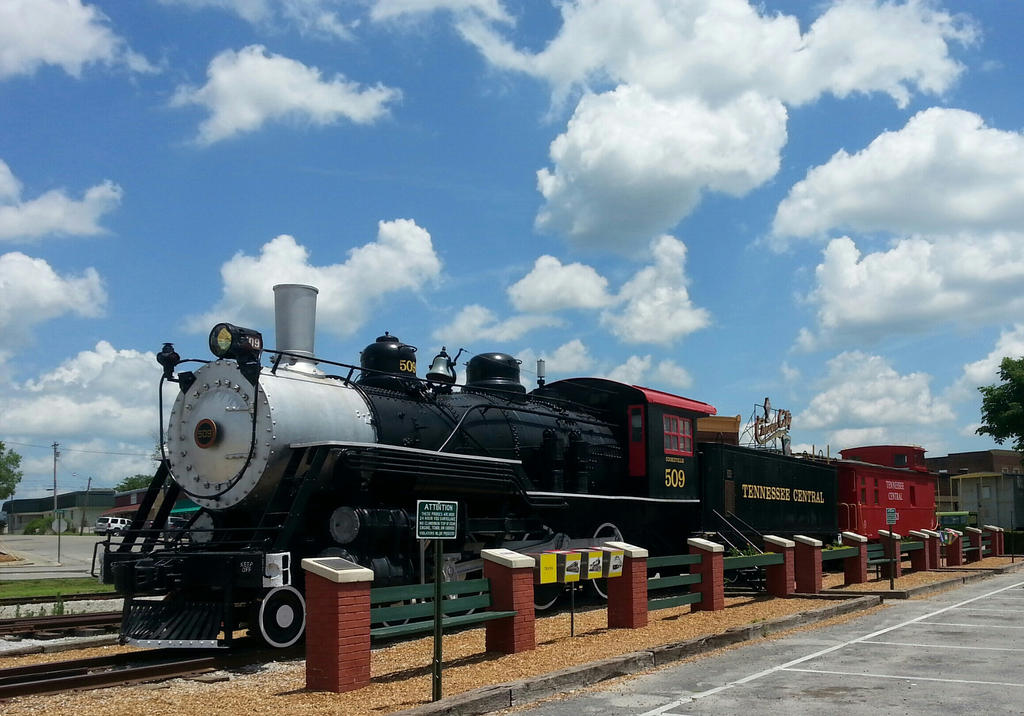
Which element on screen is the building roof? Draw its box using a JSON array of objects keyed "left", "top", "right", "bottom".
[{"left": 2, "top": 489, "right": 115, "bottom": 514}]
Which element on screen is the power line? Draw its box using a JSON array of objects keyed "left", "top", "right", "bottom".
[{"left": 0, "top": 440, "right": 152, "bottom": 458}]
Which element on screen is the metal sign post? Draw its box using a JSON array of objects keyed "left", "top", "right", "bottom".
[
  {"left": 416, "top": 500, "right": 458, "bottom": 703},
  {"left": 886, "top": 509, "right": 898, "bottom": 591}
]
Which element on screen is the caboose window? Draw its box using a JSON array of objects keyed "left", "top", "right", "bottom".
[{"left": 663, "top": 414, "right": 692, "bottom": 456}]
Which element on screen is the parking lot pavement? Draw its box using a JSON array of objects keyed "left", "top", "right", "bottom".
[
  {"left": 509, "top": 573, "right": 1024, "bottom": 716},
  {"left": 0, "top": 535, "right": 105, "bottom": 580}
]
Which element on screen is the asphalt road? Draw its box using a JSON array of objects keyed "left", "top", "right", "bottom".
[
  {"left": 0, "top": 534, "right": 108, "bottom": 580},
  {"left": 511, "top": 571, "right": 1024, "bottom": 715}
]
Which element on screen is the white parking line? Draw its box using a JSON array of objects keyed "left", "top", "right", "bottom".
[
  {"left": 919, "top": 621, "right": 1024, "bottom": 629},
  {"left": 861, "top": 639, "right": 1024, "bottom": 652},
  {"left": 949, "top": 607, "right": 1024, "bottom": 613},
  {"left": 782, "top": 667, "right": 1024, "bottom": 688},
  {"left": 637, "top": 580, "right": 1024, "bottom": 716}
]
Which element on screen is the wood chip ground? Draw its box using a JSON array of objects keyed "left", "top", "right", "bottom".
[{"left": 1, "top": 556, "right": 1016, "bottom": 715}]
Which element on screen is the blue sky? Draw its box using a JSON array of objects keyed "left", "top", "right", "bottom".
[{"left": 2, "top": 0, "right": 1023, "bottom": 500}]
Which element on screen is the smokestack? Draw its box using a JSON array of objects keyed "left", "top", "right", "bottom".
[{"left": 273, "top": 284, "right": 318, "bottom": 369}]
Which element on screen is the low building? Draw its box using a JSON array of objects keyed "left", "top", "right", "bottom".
[
  {"left": 1, "top": 489, "right": 115, "bottom": 534},
  {"left": 101, "top": 486, "right": 200, "bottom": 522},
  {"left": 925, "top": 449, "right": 1024, "bottom": 529}
]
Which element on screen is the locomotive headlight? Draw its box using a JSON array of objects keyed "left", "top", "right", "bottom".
[{"left": 208, "top": 323, "right": 264, "bottom": 361}]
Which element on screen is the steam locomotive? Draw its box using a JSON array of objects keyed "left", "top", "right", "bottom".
[{"left": 101, "top": 284, "right": 836, "bottom": 649}]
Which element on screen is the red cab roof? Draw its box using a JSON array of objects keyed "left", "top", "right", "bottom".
[{"left": 634, "top": 386, "right": 717, "bottom": 416}]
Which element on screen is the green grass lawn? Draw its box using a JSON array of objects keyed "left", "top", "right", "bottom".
[{"left": 0, "top": 577, "right": 116, "bottom": 600}]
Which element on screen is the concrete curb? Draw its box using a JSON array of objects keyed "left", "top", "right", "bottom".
[{"left": 395, "top": 596, "right": 881, "bottom": 716}]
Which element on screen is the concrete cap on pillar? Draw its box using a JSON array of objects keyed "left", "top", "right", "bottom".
[
  {"left": 687, "top": 537, "right": 724, "bottom": 553},
  {"left": 764, "top": 535, "right": 795, "bottom": 548},
  {"left": 878, "top": 530, "right": 901, "bottom": 540},
  {"left": 604, "top": 541, "right": 648, "bottom": 559},
  {"left": 983, "top": 525, "right": 1004, "bottom": 532},
  {"left": 794, "top": 535, "right": 822, "bottom": 547},
  {"left": 965, "top": 526, "right": 982, "bottom": 534},
  {"left": 481, "top": 548, "right": 534, "bottom": 569},
  {"left": 841, "top": 531, "right": 867, "bottom": 543},
  {"left": 301, "top": 557, "right": 374, "bottom": 583},
  {"left": 948, "top": 529, "right": 963, "bottom": 536},
  {"left": 921, "top": 529, "right": 941, "bottom": 538},
  {"left": 909, "top": 530, "right": 930, "bottom": 539}
]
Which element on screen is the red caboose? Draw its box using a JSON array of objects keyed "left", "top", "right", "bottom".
[{"left": 836, "top": 445, "right": 936, "bottom": 539}]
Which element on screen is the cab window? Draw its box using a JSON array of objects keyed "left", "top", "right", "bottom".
[{"left": 663, "top": 414, "right": 693, "bottom": 456}]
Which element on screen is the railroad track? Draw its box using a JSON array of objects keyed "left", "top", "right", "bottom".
[
  {"left": 0, "top": 592, "right": 121, "bottom": 608},
  {"left": 0, "top": 612, "right": 122, "bottom": 639},
  {"left": 0, "top": 649, "right": 219, "bottom": 700},
  {"left": 0, "top": 643, "right": 303, "bottom": 700}
]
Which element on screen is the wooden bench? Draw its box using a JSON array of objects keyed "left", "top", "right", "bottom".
[
  {"left": 369, "top": 578, "right": 515, "bottom": 640},
  {"left": 646, "top": 554, "right": 703, "bottom": 611}
]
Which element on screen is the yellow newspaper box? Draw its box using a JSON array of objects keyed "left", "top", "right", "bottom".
[
  {"left": 584, "top": 549, "right": 604, "bottom": 580},
  {"left": 535, "top": 552, "right": 559, "bottom": 584},
  {"left": 597, "top": 547, "right": 624, "bottom": 578}
]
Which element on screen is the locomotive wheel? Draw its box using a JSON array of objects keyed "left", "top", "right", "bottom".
[
  {"left": 533, "top": 583, "right": 562, "bottom": 611},
  {"left": 256, "top": 586, "right": 306, "bottom": 648},
  {"left": 590, "top": 522, "right": 624, "bottom": 600}
]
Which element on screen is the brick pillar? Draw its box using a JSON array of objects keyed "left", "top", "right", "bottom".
[
  {"left": 793, "top": 535, "right": 822, "bottom": 594},
  {"left": 763, "top": 536, "right": 795, "bottom": 597},
  {"left": 841, "top": 531, "right": 868, "bottom": 585},
  {"left": 983, "top": 525, "right": 1004, "bottom": 557},
  {"left": 301, "top": 558, "right": 373, "bottom": 693},
  {"left": 908, "top": 530, "right": 931, "bottom": 571},
  {"left": 481, "top": 549, "right": 535, "bottom": 654},
  {"left": 922, "top": 529, "right": 941, "bottom": 569},
  {"left": 687, "top": 538, "right": 724, "bottom": 611},
  {"left": 946, "top": 530, "right": 964, "bottom": 566},
  {"left": 878, "top": 530, "right": 902, "bottom": 579},
  {"left": 965, "top": 527, "right": 983, "bottom": 564},
  {"left": 604, "top": 542, "right": 648, "bottom": 629}
]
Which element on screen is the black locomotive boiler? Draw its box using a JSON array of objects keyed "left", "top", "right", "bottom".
[{"left": 101, "top": 284, "right": 835, "bottom": 649}]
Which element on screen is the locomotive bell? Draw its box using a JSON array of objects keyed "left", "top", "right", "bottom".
[{"left": 426, "top": 347, "right": 456, "bottom": 384}]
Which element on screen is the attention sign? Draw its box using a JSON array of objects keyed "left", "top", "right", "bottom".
[{"left": 416, "top": 500, "right": 458, "bottom": 540}]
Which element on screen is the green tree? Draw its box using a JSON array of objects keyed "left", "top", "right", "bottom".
[
  {"left": 977, "top": 356, "right": 1024, "bottom": 454},
  {"left": 114, "top": 473, "right": 154, "bottom": 492},
  {"left": 0, "top": 441, "right": 24, "bottom": 501}
]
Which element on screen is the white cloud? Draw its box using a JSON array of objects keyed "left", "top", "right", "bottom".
[
  {"left": 0, "top": 342, "right": 176, "bottom": 495},
  {"left": 798, "top": 234, "right": 1024, "bottom": 350},
  {"left": 773, "top": 109, "right": 1024, "bottom": 242},
  {"left": 371, "top": 0, "right": 512, "bottom": 24},
  {"left": 652, "top": 359, "right": 693, "bottom": 391},
  {"left": 799, "top": 351, "right": 953, "bottom": 433},
  {"left": 454, "top": 0, "right": 973, "bottom": 108},
  {"left": 0, "top": 252, "right": 106, "bottom": 346},
  {"left": 536, "top": 87, "right": 786, "bottom": 249},
  {"left": 432, "top": 305, "right": 562, "bottom": 345},
  {"left": 0, "top": 160, "right": 123, "bottom": 242},
  {"left": 602, "top": 354, "right": 651, "bottom": 386},
  {"left": 415, "top": 1, "right": 974, "bottom": 250},
  {"left": 512, "top": 340, "right": 593, "bottom": 387},
  {"left": 594, "top": 354, "right": 693, "bottom": 391},
  {"left": 950, "top": 325, "right": 1024, "bottom": 402},
  {"left": 507, "top": 255, "right": 612, "bottom": 312},
  {"left": 0, "top": 0, "right": 154, "bottom": 79},
  {"left": 162, "top": 0, "right": 357, "bottom": 39},
  {"left": 171, "top": 45, "right": 401, "bottom": 144},
  {"left": 546, "top": 339, "right": 593, "bottom": 375},
  {"left": 601, "top": 235, "right": 710, "bottom": 345},
  {"left": 0, "top": 342, "right": 170, "bottom": 440},
  {"left": 189, "top": 221, "right": 442, "bottom": 337}
]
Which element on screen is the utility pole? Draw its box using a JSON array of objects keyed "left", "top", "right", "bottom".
[{"left": 52, "top": 442, "right": 61, "bottom": 565}]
